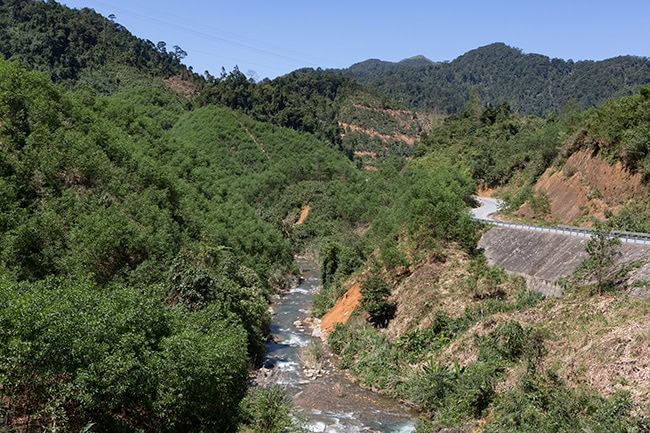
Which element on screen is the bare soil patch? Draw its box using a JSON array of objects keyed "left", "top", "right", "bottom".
[
  {"left": 518, "top": 149, "right": 644, "bottom": 224},
  {"left": 320, "top": 282, "right": 362, "bottom": 332},
  {"left": 339, "top": 122, "right": 416, "bottom": 146},
  {"left": 294, "top": 205, "right": 310, "bottom": 226},
  {"left": 162, "top": 75, "right": 197, "bottom": 97}
]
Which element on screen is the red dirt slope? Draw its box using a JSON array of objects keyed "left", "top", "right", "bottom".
[{"left": 320, "top": 282, "right": 362, "bottom": 332}]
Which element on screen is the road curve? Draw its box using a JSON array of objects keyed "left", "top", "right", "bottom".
[
  {"left": 469, "top": 196, "right": 650, "bottom": 245},
  {"left": 470, "top": 196, "right": 504, "bottom": 221}
]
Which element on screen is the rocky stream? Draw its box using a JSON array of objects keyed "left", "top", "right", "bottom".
[{"left": 256, "top": 257, "right": 416, "bottom": 433}]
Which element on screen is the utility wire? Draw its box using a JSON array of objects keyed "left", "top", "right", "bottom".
[{"left": 87, "top": 1, "right": 320, "bottom": 68}]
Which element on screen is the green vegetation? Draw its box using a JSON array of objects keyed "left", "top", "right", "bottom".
[
  {"left": 239, "top": 385, "right": 305, "bottom": 433},
  {"left": 414, "top": 83, "right": 650, "bottom": 230},
  {"left": 0, "top": 0, "right": 193, "bottom": 90},
  {"left": 583, "top": 83, "right": 650, "bottom": 174},
  {"left": 330, "top": 288, "right": 649, "bottom": 432},
  {"left": 313, "top": 156, "right": 479, "bottom": 316},
  {"left": 328, "top": 260, "right": 545, "bottom": 395},
  {"left": 0, "top": 56, "right": 379, "bottom": 431},
  {"left": 197, "top": 67, "right": 347, "bottom": 147},
  {"left": 329, "top": 316, "right": 541, "bottom": 426},
  {"left": 482, "top": 374, "right": 649, "bottom": 433},
  {"left": 0, "top": 58, "right": 239, "bottom": 431},
  {"left": 0, "top": 277, "right": 249, "bottom": 432},
  {"left": 360, "top": 274, "right": 396, "bottom": 328},
  {"left": 0, "top": 37, "right": 478, "bottom": 430},
  {"left": 1, "top": 3, "right": 650, "bottom": 432},
  {"left": 198, "top": 67, "right": 420, "bottom": 163},
  {"left": 576, "top": 224, "right": 623, "bottom": 293},
  {"left": 416, "top": 97, "right": 584, "bottom": 189},
  {"left": 346, "top": 43, "right": 650, "bottom": 116}
]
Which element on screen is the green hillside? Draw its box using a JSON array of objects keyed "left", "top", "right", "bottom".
[
  {"left": 0, "top": 2, "right": 649, "bottom": 433},
  {"left": 0, "top": 0, "right": 192, "bottom": 90},
  {"left": 0, "top": 0, "right": 428, "bottom": 165},
  {"left": 345, "top": 43, "right": 650, "bottom": 116},
  {"left": 198, "top": 67, "right": 423, "bottom": 164},
  {"left": 0, "top": 56, "right": 351, "bottom": 431}
]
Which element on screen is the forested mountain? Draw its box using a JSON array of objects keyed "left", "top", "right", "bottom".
[
  {"left": 344, "top": 43, "right": 650, "bottom": 116},
  {"left": 0, "top": 1, "right": 427, "bottom": 164},
  {"left": 0, "top": 0, "right": 193, "bottom": 91}
]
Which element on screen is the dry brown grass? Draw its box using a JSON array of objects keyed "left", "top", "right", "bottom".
[
  {"left": 386, "top": 248, "right": 471, "bottom": 338},
  {"left": 437, "top": 291, "right": 650, "bottom": 406},
  {"left": 531, "top": 292, "right": 650, "bottom": 405}
]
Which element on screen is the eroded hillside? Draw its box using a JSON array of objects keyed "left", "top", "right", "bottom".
[
  {"left": 517, "top": 148, "right": 646, "bottom": 224},
  {"left": 322, "top": 241, "right": 650, "bottom": 432}
]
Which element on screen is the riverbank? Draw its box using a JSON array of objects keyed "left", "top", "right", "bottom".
[{"left": 255, "top": 257, "right": 416, "bottom": 433}]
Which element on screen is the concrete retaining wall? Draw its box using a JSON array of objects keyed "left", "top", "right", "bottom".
[{"left": 478, "top": 226, "right": 650, "bottom": 297}]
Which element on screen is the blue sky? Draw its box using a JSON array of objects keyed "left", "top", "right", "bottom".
[{"left": 60, "top": 0, "right": 649, "bottom": 81}]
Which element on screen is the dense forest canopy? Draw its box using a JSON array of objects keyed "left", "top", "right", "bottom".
[
  {"left": 0, "top": 0, "right": 191, "bottom": 87},
  {"left": 344, "top": 43, "right": 650, "bottom": 116}
]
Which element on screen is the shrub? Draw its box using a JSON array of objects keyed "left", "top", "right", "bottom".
[
  {"left": 152, "top": 305, "right": 249, "bottom": 432},
  {"left": 239, "top": 385, "right": 304, "bottom": 433},
  {"left": 360, "top": 275, "right": 396, "bottom": 328},
  {"left": 411, "top": 359, "right": 501, "bottom": 425},
  {"left": 328, "top": 322, "right": 403, "bottom": 392},
  {"left": 477, "top": 320, "right": 530, "bottom": 363},
  {"left": 484, "top": 371, "right": 650, "bottom": 433},
  {"left": 397, "top": 311, "right": 472, "bottom": 361},
  {"left": 514, "top": 288, "right": 545, "bottom": 309},
  {"left": 0, "top": 278, "right": 250, "bottom": 432}
]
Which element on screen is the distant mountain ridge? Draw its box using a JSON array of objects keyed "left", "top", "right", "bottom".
[{"left": 343, "top": 43, "right": 650, "bottom": 115}]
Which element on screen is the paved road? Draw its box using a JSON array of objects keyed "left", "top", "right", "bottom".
[
  {"left": 471, "top": 196, "right": 504, "bottom": 221},
  {"left": 470, "top": 196, "right": 650, "bottom": 245}
]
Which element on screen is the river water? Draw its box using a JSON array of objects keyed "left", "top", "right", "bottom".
[{"left": 259, "top": 257, "right": 416, "bottom": 433}]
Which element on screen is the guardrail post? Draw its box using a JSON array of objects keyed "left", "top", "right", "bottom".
[{"left": 475, "top": 214, "right": 650, "bottom": 245}]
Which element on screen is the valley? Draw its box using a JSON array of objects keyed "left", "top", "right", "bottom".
[{"left": 0, "top": 2, "right": 649, "bottom": 432}]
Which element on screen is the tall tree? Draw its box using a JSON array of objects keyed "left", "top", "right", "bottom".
[{"left": 578, "top": 224, "right": 622, "bottom": 294}]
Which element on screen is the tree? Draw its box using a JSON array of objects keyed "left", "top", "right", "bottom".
[
  {"left": 360, "top": 275, "right": 396, "bottom": 328},
  {"left": 463, "top": 87, "right": 482, "bottom": 120},
  {"left": 156, "top": 40, "right": 167, "bottom": 54},
  {"left": 578, "top": 224, "right": 622, "bottom": 294},
  {"left": 173, "top": 45, "right": 187, "bottom": 61}
]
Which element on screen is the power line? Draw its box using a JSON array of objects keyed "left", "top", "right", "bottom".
[
  {"left": 87, "top": 1, "right": 320, "bottom": 68},
  {"left": 185, "top": 46, "right": 288, "bottom": 77}
]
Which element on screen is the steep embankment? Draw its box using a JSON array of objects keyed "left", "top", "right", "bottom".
[
  {"left": 320, "top": 248, "right": 476, "bottom": 336},
  {"left": 518, "top": 149, "right": 646, "bottom": 224},
  {"left": 435, "top": 287, "right": 650, "bottom": 408},
  {"left": 479, "top": 226, "right": 650, "bottom": 297},
  {"left": 321, "top": 238, "right": 650, "bottom": 422},
  {"left": 320, "top": 281, "right": 362, "bottom": 332}
]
